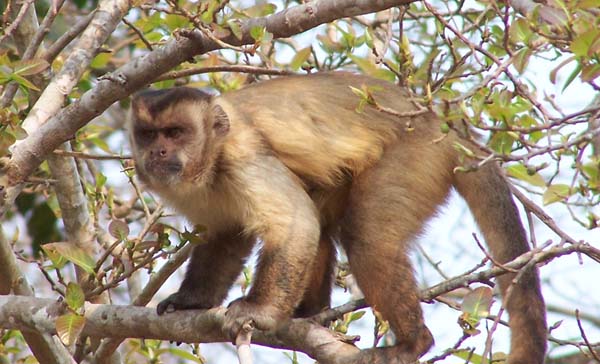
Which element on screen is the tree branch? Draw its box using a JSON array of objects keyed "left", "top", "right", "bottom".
[{"left": 0, "top": 296, "right": 361, "bottom": 364}]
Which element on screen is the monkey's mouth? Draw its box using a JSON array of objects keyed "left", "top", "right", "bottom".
[{"left": 145, "top": 160, "right": 183, "bottom": 178}]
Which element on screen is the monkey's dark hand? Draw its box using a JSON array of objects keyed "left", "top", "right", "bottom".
[
  {"left": 156, "top": 291, "right": 214, "bottom": 315},
  {"left": 223, "top": 298, "right": 284, "bottom": 339}
]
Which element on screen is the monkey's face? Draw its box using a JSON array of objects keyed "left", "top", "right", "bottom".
[
  {"left": 129, "top": 88, "right": 230, "bottom": 190},
  {"left": 132, "top": 123, "right": 187, "bottom": 183}
]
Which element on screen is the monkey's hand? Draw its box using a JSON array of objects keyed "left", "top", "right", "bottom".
[
  {"left": 224, "top": 298, "right": 285, "bottom": 339},
  {"left": 156, "top": 291, "right": 215, "bottom": 315}
]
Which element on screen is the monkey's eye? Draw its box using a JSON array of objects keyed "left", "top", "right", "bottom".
[
  {"left": 137, "top": 129, "right": 157, "bottom": 141},
  {"left": 164, "top": 127, "right": 184, "bottom": 139}
]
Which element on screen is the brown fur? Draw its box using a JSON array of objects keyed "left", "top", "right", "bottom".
[{"left": 129, "top": 72, "right": 546, "bottom": 363}]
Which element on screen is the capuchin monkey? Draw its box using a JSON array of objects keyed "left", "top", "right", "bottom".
[{"left": 128, "top": 72, "right": 546, "bottom": 364}]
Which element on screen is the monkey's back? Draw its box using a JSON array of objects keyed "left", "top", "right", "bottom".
[{"left": 219, "top": 72, "right": 444, "bottom": 187}]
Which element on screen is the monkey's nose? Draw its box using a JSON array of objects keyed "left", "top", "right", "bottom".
[{"left": 151, "top": 149, "right": 168, "bottom": 157}]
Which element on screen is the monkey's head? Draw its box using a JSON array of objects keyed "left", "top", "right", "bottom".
[{"left": 129, "top": 88, "right": 230, "bottom": 190}]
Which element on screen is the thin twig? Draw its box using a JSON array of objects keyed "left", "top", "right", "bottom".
[
  {"left": 235, "top": 321, "right": 254, "bottom": 364},
  {"left": 576, "top": 309, "right": 600, "bottom": 362},
  {"left": 0, "top": 0, "right": 35, "bottom": 44},
  {"left": 53, "top": 149, "right": 131, "bottom": 160},
  {"left": 156, "top": 65, "right": 295, "bottom": 81},
  {"left": 42, "top": 11, "right": 96, "bottom": 63}
]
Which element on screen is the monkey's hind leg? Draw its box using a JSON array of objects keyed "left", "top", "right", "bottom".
[
  {"left": 294, "top": 233, "right": 336, "bottom": 318},
  {"left": 157, "top": 229, "right": 254, "bottom": 315},
  {"left": 339, "top": 143, "right": 454, "bottom": 363}
]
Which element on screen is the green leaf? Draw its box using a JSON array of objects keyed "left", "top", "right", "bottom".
[
  {"left": 250, "top": 26, "right": 265, "bottom": 42},
  {"left": 349, "top": 310, "right": 366, "bottom": 322},
  {"left": 0, "top": 132, "right": 16, "bottom": 156},
  {"left": 440, "top": 122, "right": 450, "bottom": 134},
  {"left": 454, "top": 350, "right": 507, "bottom": 364},
  {"left": 581, "top": 161, "right": 599, "bottom": 188},
  {"left": 562, "top": 61, "right": 582, "bottom": 91},
  {"left": 347, "top": 54, "right": 396, "bottom": 82},
  {"left": 167, "top": 348, "right": 204, "bottom": 362},
  {"left": 95, "top": 172, "right": 107, "bottom": 190},
  {"left": 227, "top": 19, "right": 243, "bottom": 41},
  {"left": 244, "top": 3, "right": 277, "bottom": 17},
  {"left": 543, "top": 184, "right": 571, "bottom": 205},
  {"left": 570, "top": 29, "right": 600, "bottom": 58},
  {"left": 65, "top": 283, "right": 85, "bottom": 310},
  {"left": 316, "top": 34, "right": 344, "bottom": 53},
  {"left": 90, "top": 53, "right": 111, "bottom": 69},
  {"left": 489, "top": 131, "right": 516, "bottom": 155},
  {"left": 180, "top": 229, "right": 205, "bottom": 245},
  {"left": 88, "top": 137, "right": 111, "bottom": 153},
  {"left": 509, "top": 18, "right": 532, "bottom": 45},
  {"left": 453, "top": 349, "right": 484, "bottom": 363},
  {"left": 290, "top": 47, "right": 312, "bottom": 71},
  {"left": 9, "top": 73, "right": 39, "bottom": 91},
  {"left": 364, "top": 28, "right": 374, "bottom": 48},
  {"left": 513, "top": 48, "right": 531, "bottom": 74},
  {"left": 41, "top": 244, "right": 68, "bottom": 269},
  {"left": 56, "top": 313, "right": 85, "bottom": 346},
  {"left": 164, "top": 14, "right": 188, "bottom": 30},
  {"left": 506, "top": 164, "right": 545, "bottom": 187},
  {"left": 42, "top": 243, "right": 96, "bottom": 274},
  {"left": 200, "top": 0, "right": 218, "bottom": 23}
]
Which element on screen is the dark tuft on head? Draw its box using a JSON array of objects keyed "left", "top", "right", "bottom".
[{"left": 132, "top": 87, "right": 212, "bottom": 117}]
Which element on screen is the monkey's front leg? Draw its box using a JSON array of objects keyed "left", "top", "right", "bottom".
[
  {"left": 157, "top": 229, "right": 254, "bottom": 315},
  {"left": 224, "top": 225, "right": 320, "bottom": 337},
  {"left": 223, "top": 164, "right": 321, "bottom": 338}
]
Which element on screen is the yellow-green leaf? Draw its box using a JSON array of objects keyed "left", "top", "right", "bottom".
[
  {"left": 13, "top": 59, "right": 50, "bottom": 76},
  {"left": 167, "top": 348, "right": 204, "bottom": 363},
  {"left": 41, "top": 246, "right": 67, "bottom": 269},
  {"left": 543, "top": 184, "right": 571, "bottom": 205},
  {"left": 10, "top": 73, "right": 39, "bottom": 91},
  {"left": 66, "top": 283, "right": 85, "bottom": 310},
  {"left": 42, "top": 243, "right": 96, "bottom": 274},
  {"left": 227, "top": 19, "right": 243, "bottom": 41},
  {"left": 290, "top": 47, "right": 311, "bottom": 71},
  {"left": 506, "top": 164, "right": 545, "bottom": 187},
  {"left": 462, "top": 287, "right": 493, "bottom": 318},
  {"left": 244, "top": 3, "right": 277, "bottom": 17},
  {"left": 56, "top": 313, "right": 85, "bottom": 346},
  {"left": 250, "top": 26, "right": 265, "bottom": 42}
]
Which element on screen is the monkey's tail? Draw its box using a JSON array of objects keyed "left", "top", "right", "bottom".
[{"left": 453, "top": 163, "right": 547, "bottom": 364}]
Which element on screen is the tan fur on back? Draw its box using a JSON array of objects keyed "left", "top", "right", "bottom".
[{"left": 219, "top": 72, "right": 425, "bottom": 187}]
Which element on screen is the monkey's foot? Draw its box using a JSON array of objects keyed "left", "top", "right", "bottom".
[
  {"left": 156, "top": 291, "right": 214, "bottom": 315},
  {"left": 224, "top": 298, "right": 285, "bottom": 339}
]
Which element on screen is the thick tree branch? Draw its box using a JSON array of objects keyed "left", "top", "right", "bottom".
[{"left": 0, "top": 296, "right": 361, "bottom": 364}]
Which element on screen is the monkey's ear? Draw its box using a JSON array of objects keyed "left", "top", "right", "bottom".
[{"left": 212, "top": 104, "right": 230, "bottom": 135}]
